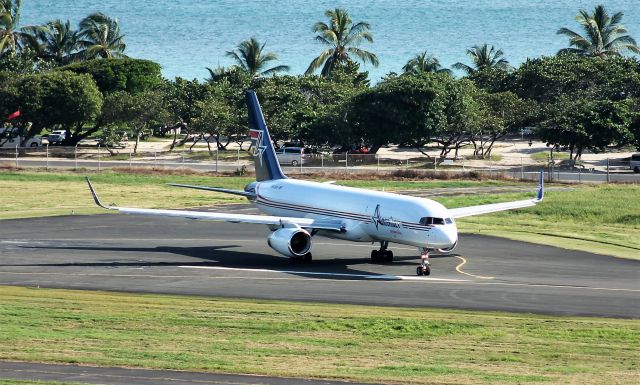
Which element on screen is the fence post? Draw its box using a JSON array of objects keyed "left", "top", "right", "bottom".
[
  {"left": 406, "top": 157, "right": 409, "bottom": 169},
  {"left": 345, "top": 153, "right": 348, "bottom": 169},
  {"left": 97, "top": 144, "right": 101, "bottom": 172},
  {"left": 154, "top": 151, "right": 157, "bottom": 166},
  {"left": 215, "top": 149, "right": 219, "bottom": 173},
  {"left": 520, "top": 156, "right": 524, "bottom": 179},
  {"left": 376, "top": 154, "right": 379, "bottom": 172},
  {"left": 606, "top": 158, "right": 610, "bottom": 183},
  {"left": 299, "top": 149, "right": 302, "bottom": 173},
  {"left": 46, "top": 144, "right": 49, "bottom": 170},
  {"left": 129, "top": 149, "right": 132, "bottom": 168},
  {"left": 237, "top": 148, "right": 240, "bottom": 167},
  {"left": 74, "top": 145, "right": 78, "bottom": 170},
  {"left": 321, "top": 153, "right": 324, "bottom": 170},
  {"left": 14, "top": 144, "right": 18, "bottom": 168}
]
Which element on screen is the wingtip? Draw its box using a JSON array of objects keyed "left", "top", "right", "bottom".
[
  {"left": 86, "top": 177, "right": 113, "bottom": 210},
  {"left": 536, "top": 170, "right": 544, "bottom": 202}
]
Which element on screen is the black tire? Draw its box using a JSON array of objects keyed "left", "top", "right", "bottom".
[
  {"left": 634, "top": 166, "right": 639, "bottom": 174},
  {"left": 30, "top": 142, "right": 38, "bottom": 148},
  {"left": 370, "top": 250, "right": 379, "bottom": 262},
  {"left": 384, "top": 250, "right": 394, "bottom": 262},
  {"left": 291, "top": 160, "right": 299, "bottom": 166},
  {"left": 423, "top": 266, "right": 431, "bottom": 276},
  {"left": 416, "top": 266, "right": 423, "bottom": 276}
]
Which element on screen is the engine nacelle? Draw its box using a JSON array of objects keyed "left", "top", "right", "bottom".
[{"left": 267, "top": 227, "right": 312, "bottom": 257}]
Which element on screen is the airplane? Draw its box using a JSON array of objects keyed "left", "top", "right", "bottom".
[{"left": 87, "top": 90, "right": 544, "bottom": 276}]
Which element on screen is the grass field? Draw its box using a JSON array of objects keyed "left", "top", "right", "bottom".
[
  {"left": 0, "top": 286, "right": 638, "bottom": 385},
  {"left": 0, "top": 169, "right": 638, "bottom": 259}
]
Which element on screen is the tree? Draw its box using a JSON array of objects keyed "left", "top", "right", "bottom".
[
  {"left": 453, "top": 44, "right": 511, "bottom": 75},
  {"left": 78, "top": 12, "right": 126, "bottom": 59},
  {"left": 306, "top": 8, "right": 378, "bottom": 77},
  {"left": 510, "top": 54, "right": 640, "bottom": 103},
  {"left": 402, "top": 51, "right": 452, "bottom": 76},
  {"left": 345, "top": 73, "right": 449, "bottom": 155},
  {"left": 59, "top": 58, "right": 163, "bottom": 94},
  {"left": 101, "top": 90, "right": 170, "bottom": 153},
  {"left": 225, "top": 37, "right": 288, "bottom": 77},
  {"left": 0, "top": 71, "right": 102, "bottom": 144},
  {"left": 538, "top": 93, "right": 632, "bottom": 160},
  {"left": 557, "top": 5, "right": 639, "bottom": 57},
  {"left": 474, "top": 91, "right": 535, "bottom": 157},
  {"left": 0, "top": 0, "right": 40, "bottom": 57},
  {"left": 36, "top": 19, "right": 79, "bottom": 64},
  {"left": 190, "top": 95, "right": 238, "bottom": 153}
]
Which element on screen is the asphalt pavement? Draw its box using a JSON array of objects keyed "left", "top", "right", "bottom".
[{"left": 1, "top": 211, "right": 638, "bottom": 318}]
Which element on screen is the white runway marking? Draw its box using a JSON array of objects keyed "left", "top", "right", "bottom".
[{"left": 178, "top": 265, "right": 469, "bottom": 282}]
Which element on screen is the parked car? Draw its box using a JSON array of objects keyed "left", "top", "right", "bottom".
[
  {"left": 47, "top": 130, "right": 66, "bottom": 144},
  {"left": 332, "top": 145, "right": 370, "bottom": 162},
  {"left": 0, "top": 127, "right": 42, "bottom": 148},
  {"left": 631, "top": 153, "right": 640, "bottom": 173},
  {"left": 275, "top": 146, "right": 312, "bottom": 166}
]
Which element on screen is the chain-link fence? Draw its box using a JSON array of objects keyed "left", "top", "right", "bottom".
[{"left": 1, "top": 145, "right": 638, "bottom": 183}]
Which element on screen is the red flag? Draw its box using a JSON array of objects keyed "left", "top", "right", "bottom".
[{"left": 7, "top": 110, "right": 20, "bottom": 121}]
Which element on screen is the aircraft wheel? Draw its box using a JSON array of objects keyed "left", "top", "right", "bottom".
[
  {"left": 423, "top": 265, "right": 431, "bottom": 276},
  {"left": 383, "top": 250, "right": 394, "bottom": 262},
  {"left": 416, "top": 266, "right": 423, "bottom": 276},
  {"left": 370, "top": 250, "right": 380, "bottom": 262}
]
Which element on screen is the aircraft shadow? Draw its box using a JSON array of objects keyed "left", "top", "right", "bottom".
[{"left": 8, "top": 244, "right": 456, "bottom": 281}]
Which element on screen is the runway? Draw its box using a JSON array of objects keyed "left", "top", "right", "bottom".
[{"left": 0, "top": 211, "right": 638, "bottom": 318}]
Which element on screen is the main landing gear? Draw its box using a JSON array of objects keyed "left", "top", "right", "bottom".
[
  {"left": 416, "top": 248, "right": 431, "bottom": 276},
  {"left": 371, "top": 241, "right": 393, "bottom": 263}
]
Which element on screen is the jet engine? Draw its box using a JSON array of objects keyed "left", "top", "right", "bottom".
[{"left": 267, "top": 227, "right": 312, "bottom": 257}]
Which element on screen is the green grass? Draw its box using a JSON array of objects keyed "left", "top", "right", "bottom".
[
  {"left": 531, "top": 151, "right": 570, "bottom": 162},
  {"left": 0, "top": 286, "right": 637, "bottom": 385},
  {"left": 435, "top": 185, "right": 640, "bottom": 260},
  {"left": 0, "top": 381, "right": 90, "bottom": 385}
]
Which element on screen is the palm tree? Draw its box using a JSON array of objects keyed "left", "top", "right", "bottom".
[
  {"left": 306, "top": 8, "right": 379, "bottom": 76},
  {"left": 453, "top": 44, "right": 511, "bottom": 75},
  {"left": 557, "top": 5, "right": 639, "bottom": 57},
  {"left": 0, "top": 0, "right": 40, "bottom": 57},
  {"left": 205, "top": 65, "right": 237, "bottom": 81},
  {"left": 78, "top": 12, "right": 126, "bottom": 59},
  {"left": 225, "top": 37, "right": 289, "bottom": 77},
  {"left": 402, "top": 51, "right": 452, "bottom": 75},
  {"left": 36, "top": 19, "right": 79, "bottom": 64}
]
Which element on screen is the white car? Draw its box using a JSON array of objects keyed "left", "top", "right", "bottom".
[
  {"left": 275, "top": 147, "right": 312, "bottom": 166},
  {"left": 0, "top": 128, "right": 42, "bottom": 148},
  {"left": 631, "top": 153, "right": 640, "bottom": 173},
  {"left": 47, "top": 130, "right": 66, "bottom": 144}
]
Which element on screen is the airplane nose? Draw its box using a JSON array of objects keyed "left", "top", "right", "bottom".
[{"left": 435, "top": 226, "right": 458, "bottom": 248}]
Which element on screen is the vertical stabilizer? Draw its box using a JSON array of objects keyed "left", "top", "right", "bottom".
[{"left": 246, "top": 90, "right": 287, "bottom": 181}]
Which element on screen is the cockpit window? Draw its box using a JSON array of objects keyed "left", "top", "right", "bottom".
[
  {"left": 445, "top": 218, "right": 453, "bottom": 224},
  {"left": 419, "top": 217, "right": 446, "bottom": 225}
]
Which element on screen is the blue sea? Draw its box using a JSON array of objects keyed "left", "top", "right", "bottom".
[{"left": 22, "top": 1, "right": 640, "bottom": 81}]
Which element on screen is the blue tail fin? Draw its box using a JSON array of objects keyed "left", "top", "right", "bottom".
[{"left": 246, "top": 90, "right": 286, "bottom": 181}]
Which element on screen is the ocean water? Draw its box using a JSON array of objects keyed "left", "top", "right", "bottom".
[{"left": 21, "top": 0, "right": 640, "bottom": 81}]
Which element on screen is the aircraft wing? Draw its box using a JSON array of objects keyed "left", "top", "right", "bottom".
[
  {"left": 448, "top": 171, "right": 544, "bottom": 219},
  {"left": 86, "top": 178, "right": 345, "bottom": 232}
]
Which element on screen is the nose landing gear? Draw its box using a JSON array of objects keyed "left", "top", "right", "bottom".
[{"left": 416, "top": 248, "right": 431, "bottom": 276}]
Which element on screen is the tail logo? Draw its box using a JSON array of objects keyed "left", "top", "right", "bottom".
[{"left": 249, "top": 129, "right": 266, "bottom": 164}]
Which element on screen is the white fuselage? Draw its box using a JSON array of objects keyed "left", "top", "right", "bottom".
[{"left": 253, "top": 179, "right": 458, "bottom": 250}]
